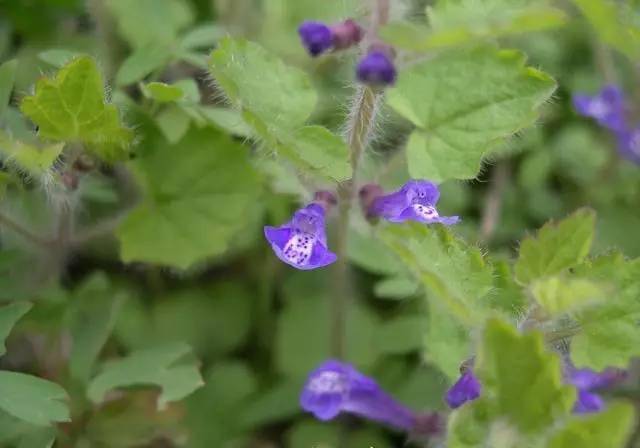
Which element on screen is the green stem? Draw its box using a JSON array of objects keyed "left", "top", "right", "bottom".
[{"left": 330, "top": 0, "right": 387, "bottom": 360}]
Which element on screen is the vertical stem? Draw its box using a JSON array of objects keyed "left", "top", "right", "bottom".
[
  {"left": 330, "top": 0, "right": 388, "bottom": 359},
  {"left": 479, "top": 162, "right": 509, "bottom": 243}
]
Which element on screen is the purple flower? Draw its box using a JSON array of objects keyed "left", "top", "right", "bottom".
[
  {"left": 264, "top": 203, "right": 337, "bottom": 270},
  {"left": 300, "top": 360, "right": 417, "bottom": 431},
  {"left": 356, "top": 50, "right": 397, "bottom": 87},
  {"left": 573, "top": 85, "right": 626, "bottom": 132},
  {"left": 298, "top": 21, "right": 333, "bottom": 56},
  {"left": 370, "top": 180, "right": 459, "bottom": 225},
  {"left": 567, "top": 367, "right": 626, "bottom": 414},
  {"left": 298, "top": 20, "right": 363, "bottom": 57},
  {"left": 616, "top": 128, "right": 640, "bottom": 164},
  {"left": 445, "top": 370, "right": 481, "bottom": 409}
]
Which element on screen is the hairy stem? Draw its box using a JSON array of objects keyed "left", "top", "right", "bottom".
[
  {"left": 479, "top": 162, "right": 509, "bottom": 243},
  {"left": 330, "top": 0, "right": 387, "bottom": 360}
]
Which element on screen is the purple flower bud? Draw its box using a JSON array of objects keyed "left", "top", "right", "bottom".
[
  {"left": 331, "top": 19, "right": 363, "bottom": 50},
  {"left": 298, "top": 21, "right": 333, "bottom": 57},
  {"left": 313, "top": 190, "right": 337, "bottom": 212},
  {"left": 445, "top": 370, "right": 481, "bottom": 409},
  {"left": 300, "top": 360, "right": 417, "bottom": 431},
  {"left": 567, "top": 367, "right": 626, "bottom": 414},
  {"left": 370, "top": 180, "right": 460, "bottom": 225},
  {"left": 573, "top": 85, "right": 626, "bottom": 132},
  {"left": 264, "top": 203, "right": 337, "bottom": 270},
  {"left": 615, "top": 128, "right": 640, "bottom": 164},
  {"left": 356, "top": 49, "right": 397, "bottom": 87}
]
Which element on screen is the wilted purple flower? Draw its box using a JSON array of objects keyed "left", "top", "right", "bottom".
[
  {"left": 300, "top": 359, "right": 416, "bottom": 431},
  {"left": 568, "top": 367, "right": 626, "bottom": 414},
  {"left": 616, "top": 128, "right": 640, "bottom": 164},
  {"left": 369, "top": 180, "right": 459, "bottom": 225},
  {"left": 573, "top": 85, "right": 626, "bottom": 132},
  {"left": 445, "top": 370, "right": 481, "bottom": 409},
  {"left": 356, "top": 50, "right": 397, "bottom": 86},
  {"left": 298, "top": 20, "right": 363, "bottom": 57},
  {"left": 264, "top": 203, "right": 336, "bottom": 270}
]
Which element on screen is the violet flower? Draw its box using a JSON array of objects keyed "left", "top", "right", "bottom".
[
  {"left": 369, "top": 180, "right": 459, "bottom": 225},
  {"left": 445, "top": 370, "right": 481, "bottom": 409},
  {"left": 573, "top": 85, "right": 626, "bottom": 132},
  {"left": 264, "top": 203, "right": 336, "bottom": 270},
  {"left": 356, "top": 50, "right": 397, "bottom": 87},
  {"left": 298, "top": 20, "right": 362, "bottom": 57},
  {"left": 616, "top": 128, "right": 640, "bottom": 164},
  {"left": 300, "top": 360, "right": 417, "bottom": 431},
  {"left": 568, "top": 367, "right": 626, "bottom": 414}
]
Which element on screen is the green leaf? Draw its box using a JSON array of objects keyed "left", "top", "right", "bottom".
[
  {"left": 155, "top": 105, "right": 191, "bottom": 143},
  {"left": 195, "top": 106, "right": 253, "bottom": 138},
  {"left": 179, "top": 24, "right": 224, "bottom": 50},
  {"left": 88, "top": 342, "right": 203, "bottom": 410},
  {"left": 209, "top": 38, "right": 316, "bottom": 131},
  {"left": 374, "top": 316, "right": 427, "bottom": 355},
  {"left": 38, "top": 49, "right": 80, "bottom": 68},
  {"left": 115, "top": 46, "right": 171, "bottom": 86},
  {"left": 381, "top": 1, "right": 566, "bottom": 51},
  {"left": 20, "top": 56, "right": 133, "bottom": 162},
  {"left": 515, "top": 209, "right": 596, "bottom": 284},
  {"left": 531, "top": 276, "right": 606, "bottom": 316},
  {"left": 68, "top": 273, "right": 126, "bottom": 383},
  {"left": 425, "top": 301, "right": 470, "bottom": 379},
  {"left": 380, "top": 223, "right": 494, "bottom": 325},
  {"left": 0, "top": 371, "right": 69, "bottom": 426},
  {"left": 142, "top": 82, "right": 184, "bottom": 103},
  {"left": 387, "top": 47, "right": 555, "bottom": 182},
  {"left": 0, "top": 302, "right": 31, "bottom": 356},
  {"left": 373, "top": 274, "right": 419, "bottom": 300},
  {"left": 570, "top": 256, "right": 640, "bottom": 370},
  {"left": 0, "top": 59, "right": 17, "bottom": 121},
  {"left": 106, "top": 0, "right": 193, "bottom": 49},
  {"left": 117, "top": 127, "right": 261, "bottom": 269},
  {"left": 209, "top": 38, "right": 350, "bottom": 182},
  {"left": 572, "top": 0, "right": 640, "bottom": 59},
  {"left": 0, "top": 130, "right": 63, "bottom": 178},
  {"left": 547, "top": 402, "right": 634, "bottom": 448},
  {"left": 448, "top": 319, "right": 575, "bottom": 446}
]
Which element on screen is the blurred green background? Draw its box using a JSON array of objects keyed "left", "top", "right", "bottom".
[{"left": 0, "top": 0, "right": 639, "bottom": 447}]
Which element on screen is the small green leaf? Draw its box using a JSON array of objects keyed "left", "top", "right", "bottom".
[
  {"left": 284, "top": 126, "right": 351, "bottom": 182},
  {"left": 0, "top": 302, "right": 31, "bottom": 356},
  {"left": 387, "top": 47, "right": 555, "bottom": 182},
  {"left": 155, "top": 105, "right": 191, "bottom": 143},
  {"left": 117, "top": 127, "right": 261, "bottom": 269},
  {"left": 0, "top": 372, "right": 69, "bottom": 426},
  {"left": 515, "top": 209, "right": 596, "bottom": 284},
  {"left": 38, "top": 49, "right": 80, "bottom": 68},
  {"left": 531, "top": 276, "right": 606, "bottom": 316},
  {"left": 88, "top": 342, "right": 203, "bottom": 410},
  {"left": 0, "top": 130, "right": 64, "bottom": 178},
  {"left": 547, "top": 402, "right": 634, "bottom": 448},
  {"left": 380, "top": 224, "right": 494, "bottom": 325},
  {"left": 209, "top": 38, "right": 316, "bottom": 131},
  {"left": 179, "top": 24, "right": 224, "bottom": 50},
  {"left": 142, "top": 82, "right": 184, "bottom": 103},
  {"left": 448, "top": 319, "right": 575, "bottom": 446},
  {"left": 68, "top": 273, "right": 126, "bottom": 383},
  {"left": 116, "top": 46, "right": 171, "bottom": 86},
  {"left": 0, "top": 59, "right": 17, "bottom": 120},
  {"left": 20, "top": 56, "right": 133, "bottom": 162},
  {"left": 195, "top": 106, "right": 254, "bottom": 138},
  {"left": 373, "top": 274, "right": 419, "bottom": 299}
]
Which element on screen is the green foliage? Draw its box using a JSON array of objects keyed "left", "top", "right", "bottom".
[
  {"left": 20, "top": 56, "right": 133, "bottom": 162},
  {"left": 0, "top": 301, "right": 31, "bottom": 356},
  {"left": 0, "top": 372, "right": 69, "bottom": 426},
  {"left": 531, "top": 276, "right": 605, "bottom": 316},
  {"left": 448, "top": 319, "right": 575, "bottom": 446},
  {"left": 117, "top": 127, "right": 261, "bottom": 269},
  {"left": 0, "top": 130, "right": 63, "bottom": 178},
  {"left": 209, "top": 38, "right": 351, "bottom": 182},
  {"left": 88, "top": 342, "right": 203, "bottom": 410},
  {"left": 547, "top": 402, "right": 634, "bottom": 448},
  {"left": 387, "top": 47, "right": 556, "bottom": 182},
  {"left": 515, "top": 209, "right": 596, "bottom": 284},
  {"left": 0, "top": 59, "right": 17, "bottom": 120},
  {"left": 572, "top": 0, "right": 640, "bottom": 59},
  {"left": 381, "top": 0, "right": 567, "bottom": 51}
]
